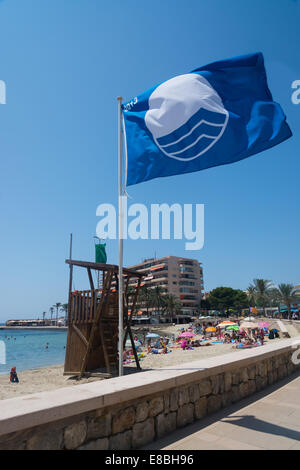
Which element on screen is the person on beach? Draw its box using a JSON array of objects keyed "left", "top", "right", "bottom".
[
  {"left": 181, "top": 339, "right": 188, "bottom": 350},
  {"left": 223, "top": 333, "right": 231, "bottom": 344},
  {"left": 259, "top": 328, "right": 265, "bottom": 345},
  {"left": 151, "top": 347, "right": 159, "bottom": 354},
  {"left": 269, "top": 329, "right": 275, "bottom": 340},
  {"left": 10, "top": 367, "right": 19, "bottom": 383}
]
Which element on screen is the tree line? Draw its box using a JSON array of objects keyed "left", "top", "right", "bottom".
[
  {"left": 41, "top": 303, "right": 68, "bottom": 324},
  {"left": 40, "top": 280, "right": 300, "bottom": 323},
  {"left": 130, "top": 285, "right": 182, "bottom": 322},
  {"left": 205, "top": 280, "right": 300, "bottom": 319},
  {"left": 133, "top": 279, "right": 300, "bottom": 320}
]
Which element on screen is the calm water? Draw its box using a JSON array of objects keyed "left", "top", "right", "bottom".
[{"left": 0, "top": 329, "right": 67, "bottom": 375}]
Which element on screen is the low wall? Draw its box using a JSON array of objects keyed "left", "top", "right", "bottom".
[
  {"left": 281, "top": 319, "right": 300, "bottom": 333},
  {"left": 0, "top": 337, "right": 299, "bottom": 450}
]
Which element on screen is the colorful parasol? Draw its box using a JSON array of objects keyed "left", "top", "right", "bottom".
[
  {"left": 218, "top": 321, "right": 237, "bottom": 328},
  {"left": 259, "top": 322, "right": 270, "bottom": 328},
  {"left": 225, "top": 325, "right": 240, "bottom": 331},
  {"left": 178, "top": 332, "right": 196, "bottom": 338}
]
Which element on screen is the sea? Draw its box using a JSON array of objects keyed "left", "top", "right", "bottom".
[{"left": 0, "top": 328, "right": 67, "bottom": 375}]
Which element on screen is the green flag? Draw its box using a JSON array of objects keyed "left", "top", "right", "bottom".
[{"left": 95, "top": 243, "right": 107, "bottom": 264}]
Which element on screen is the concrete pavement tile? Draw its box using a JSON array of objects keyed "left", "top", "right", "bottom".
[
  {"left": 201, "top": 422, "right": 291, "bottom": 449},
  {"left": 278, "top": 402, "right": 300, "bottom": 410},
  {"left": 158, "top": 430, "right": 221, "bottom": 450},
  {"left": 163, "top": 439, "right": 228, "bottom": 450},
  {"left": 289, "top": 441, "right": 300, "bottom": 450},
  {"left": 266, "top": 391, "right": 299, "bottom": 406},
  {"left": 190, "top": 431, "right": 221, "bottom": 443},
  {"left": 261, "top": 436, "right": 298, "bottom": 450},
  {"left": 217, "top": 436, "right": 262, "bottom": 450},
  {"left": 278, "top": 410, "right": 300, "bottom": 425},
  {"left": 242, "top": 405, "right": 292, "bottom": 420}
]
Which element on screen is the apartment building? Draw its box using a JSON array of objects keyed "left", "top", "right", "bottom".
[{"left": 127, "top": 256, "right": 204, "bottom": 318}]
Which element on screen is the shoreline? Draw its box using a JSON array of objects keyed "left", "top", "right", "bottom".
[{"left": 0, "top": 326, "right": 67, "bottom": 330}]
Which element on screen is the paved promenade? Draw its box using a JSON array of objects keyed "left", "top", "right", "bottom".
[{"left": 145, "top": 372, "right": 300, "bottom": 450}]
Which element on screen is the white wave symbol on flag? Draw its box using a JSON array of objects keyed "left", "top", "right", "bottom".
[
  {"left": 155, "top": 108, "right": 228, "bottom": 161},
  {"left": 145, "top": 74, "right": 229, "bottom": 161}
]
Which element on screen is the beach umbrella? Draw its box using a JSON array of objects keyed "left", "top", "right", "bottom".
[
  {"left": 218, "top": 321, "right": 236, "bottom": 327},
  {"left": 240, "top": 321, "right": 259, "bottom": 329},
  {"left": 146, "top": 333, "right": 160, "bottom": 338},
  {"left": 226, "top": 325, "right": 240, "bottom": 331},
  {"left": 224, "top": 323, "right": 238, "bottom": 328},
  {"left": 178, "top": 331, "right": 196, "bottom": 338},
  {"left": 205, "top": 327, "right": 216, "bottom": 332},
  {"left": 259, "top": 322, "right": 270, "bottom": 328}
]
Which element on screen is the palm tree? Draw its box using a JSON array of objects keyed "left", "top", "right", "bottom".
[
  {"left": 163, "top": 294, "right": 181, "bottom": 323},
  {"left": 42, "top": 311, "right": 46, "bottom": 324},
  {"left": 267, "top": 288, "right": 281, "bottom": 317},
  {"left": 149, "top": 286, "right": 165, "bottom": 317},
  {"left": 138, "top": 285, "right": 152, "bottom": 316},
  {"left": 246, "top": 285, "right": 256, "bottom": 307},
  {"left": 60, "top": 304, "right": 68, "bottom": 325},
  {"left": 249, "top": 279, "right": 273, "bottom": 316},
  {"left": 53, "top": 303, "right": 62, "bottom": 326},
  {"left": 49, "top": 307, "right": 54, "bottom": 324},
  {"left": 276, "top": 284, "right": 300, "bottom": 320}
]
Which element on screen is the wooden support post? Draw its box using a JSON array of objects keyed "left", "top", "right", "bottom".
[
  {"left": 73, "top": 324, "right": 88, "bottom": 347},
  {"left": 99, "top": 322, "right": 111, "bottom": 374},
  {"left": 79, "top": 270, "right": 113, "bottom": 378},
  {"left": 87, "top": 267, "right": 95, "bottom": 291},
  {"left": 123, "top": 277, "right": 142, "bottom": 370}
]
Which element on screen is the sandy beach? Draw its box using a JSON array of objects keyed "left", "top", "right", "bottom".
[
  {"left": 0, "top": 319, "right": 284, "bottom": 400},
  {"left": 0, "top": 342, "right": 235, "bottom": 400}
]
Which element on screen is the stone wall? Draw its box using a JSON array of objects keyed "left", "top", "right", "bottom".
[{"left": 0, "top": 340, "right": 299, "bottom": 450}]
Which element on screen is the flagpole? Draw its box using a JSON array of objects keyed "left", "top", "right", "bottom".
[
  {"left": 67, "top": 233, "right": 73, "bottom": 327},
  {"left": 118, "top": 96, "right": 124, "bottom": 376}
]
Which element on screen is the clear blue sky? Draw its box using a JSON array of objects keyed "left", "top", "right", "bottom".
[{"left": 0, "top": 0, "right": 299, "bottom": 321}]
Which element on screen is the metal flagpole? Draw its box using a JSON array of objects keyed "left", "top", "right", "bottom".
[
  {"left": 67, "top": 233, "right": 73, "bottom": 326},
  {"left": 118, "top": 96, "right": 124, "bottom": 376}
]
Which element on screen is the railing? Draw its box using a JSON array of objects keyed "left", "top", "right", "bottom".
[
  {"left": 68, "top": 290, "right": 98, "bottom": 324},
  {"left": 69, "top": 289, "right": 120, "bottom": 324}
]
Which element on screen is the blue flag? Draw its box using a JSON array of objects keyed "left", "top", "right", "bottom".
[{"left": 123, "top": 53, "right": 292, "bottom": 186}]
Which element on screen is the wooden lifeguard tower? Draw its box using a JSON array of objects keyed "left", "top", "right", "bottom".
[{"left": 64, "top": 260, "right": 143, "bottom": 378}]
